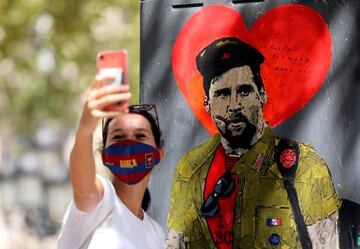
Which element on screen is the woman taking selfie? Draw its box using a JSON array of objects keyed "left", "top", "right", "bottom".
[{"left": 58, "top": 74, "right": 165, "bottom": 249}]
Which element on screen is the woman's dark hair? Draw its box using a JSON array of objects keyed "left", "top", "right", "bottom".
[
  {"left": 142, "top": 188, "right": 151, "bottom": 211},
  {"left": 101, "top": 106, "right": 163, "bottom": 211}
]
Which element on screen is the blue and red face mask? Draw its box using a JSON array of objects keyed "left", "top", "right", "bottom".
[{"left": 101, "top": 139, "right": 162, "bottom": 185}]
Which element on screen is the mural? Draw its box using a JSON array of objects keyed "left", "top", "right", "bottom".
[{"left": 165, "top": 4, "right": 356, "bottom": 249}]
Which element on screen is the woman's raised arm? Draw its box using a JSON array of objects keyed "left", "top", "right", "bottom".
[{"left": 69, "top": 75, "right": 131, "bottom": 211}]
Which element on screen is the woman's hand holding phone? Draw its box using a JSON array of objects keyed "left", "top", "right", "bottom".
[
  {"left": 88, "top": 74, "right": 131, "bottom": 116},
  {"left": 77, "top": 50, "right": 131, "bottom": 135},
  {"left": 78, "top": 75, "right": 131, "bottom": 135}
]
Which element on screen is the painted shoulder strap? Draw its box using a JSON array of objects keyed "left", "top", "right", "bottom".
[{"left": 275, "top": 138, "right": 313, "bottom": 249}]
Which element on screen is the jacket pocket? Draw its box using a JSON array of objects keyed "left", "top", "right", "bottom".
[{"left": 254, "top": 206, "right": 298, "bottom": 248}]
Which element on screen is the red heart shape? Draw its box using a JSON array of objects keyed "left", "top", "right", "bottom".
[{"left": 172, "top": 4, "right": 331, "bottom": 136}]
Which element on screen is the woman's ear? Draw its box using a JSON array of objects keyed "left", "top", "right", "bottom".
[{"left": 159, "top": 148, "right": 165, "bottom": 160}]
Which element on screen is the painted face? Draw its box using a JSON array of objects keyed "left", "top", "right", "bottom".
[
  {"left": 106, "top": 113, "right": 157, "bottom": 149},
  {"left": 206, "top": 65, "right": 266, "bottom": 149}
]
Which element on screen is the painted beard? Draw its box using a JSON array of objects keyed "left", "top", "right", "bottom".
[{"left": 213, "top": 113, "right": 257, "bottom": 150}]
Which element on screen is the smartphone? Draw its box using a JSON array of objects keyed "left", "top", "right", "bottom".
[{"left": 97, "top": 50, "right": 128, "bottom": 86}]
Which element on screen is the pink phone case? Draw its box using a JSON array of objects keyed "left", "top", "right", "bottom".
[{"left": 97, "top": 50, "right": 128, "bottom": 86}]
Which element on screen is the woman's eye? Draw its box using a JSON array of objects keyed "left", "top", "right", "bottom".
[
  {"left": 135, "top": 134, "right": 146, "bottom": 139},
  {"left": 112, "top": 135, "right": 125, "bottom": 140}
]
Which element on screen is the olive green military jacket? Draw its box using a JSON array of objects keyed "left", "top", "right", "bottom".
[{"left": 167, "top": 128, "right": 341, "bottom": 249}]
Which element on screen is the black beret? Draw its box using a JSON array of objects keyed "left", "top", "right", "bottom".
[{"left": 196, "top": 37, "right": 265, "bottom": 84}]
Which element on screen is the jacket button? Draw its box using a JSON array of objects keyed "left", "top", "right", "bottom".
[{"left": 268, "top": 233, "right": 281, "bottom": 246}]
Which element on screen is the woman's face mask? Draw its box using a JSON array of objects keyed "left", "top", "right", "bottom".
[{"left": 102, "top": 139, "right": 162, "bottom": 185}]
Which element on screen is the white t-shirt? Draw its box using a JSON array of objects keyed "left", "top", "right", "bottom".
[{"left": 58, "top": 175, "right": 165, "bottom": 249}]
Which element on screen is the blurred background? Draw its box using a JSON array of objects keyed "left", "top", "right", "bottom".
[{"left": 0, "top": 1, "right": 140, "bottom": 248}]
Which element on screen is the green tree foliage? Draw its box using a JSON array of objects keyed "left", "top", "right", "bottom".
[{"left": 0, "top": 0, "right": 140, "bottom": 134}]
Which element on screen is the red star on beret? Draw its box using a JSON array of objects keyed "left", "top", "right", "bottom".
[{"left": 222, "top": 53, "right": 231, "bottom": 59}]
